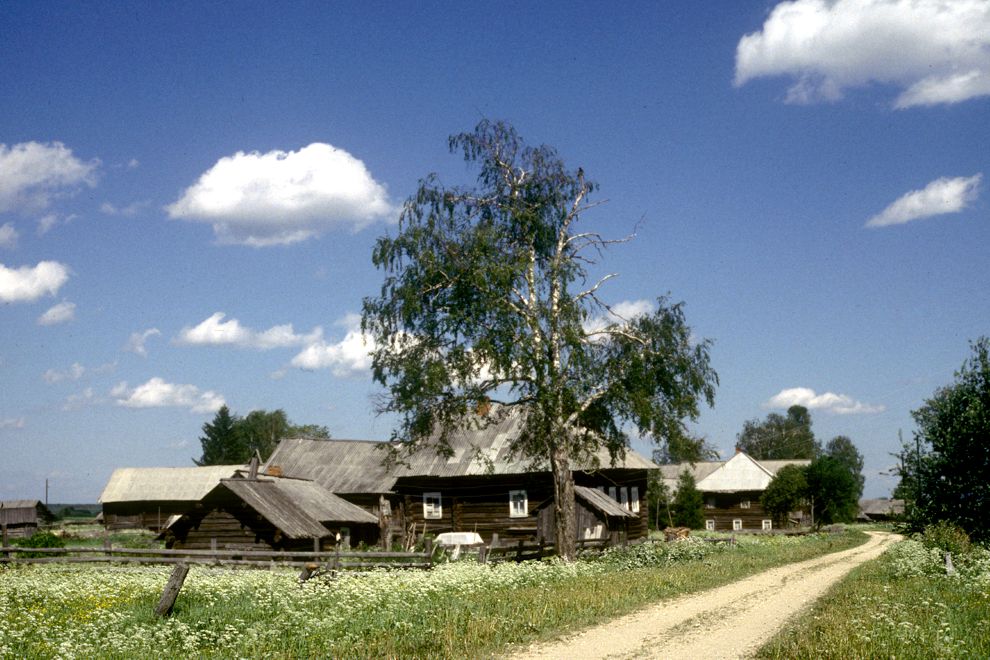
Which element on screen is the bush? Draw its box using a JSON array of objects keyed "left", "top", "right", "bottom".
[
  {"left": 920, "top": 521, "right": 971, "bottom": 556},
  {"left": 14, "top": 530, "right": 66, "bottom": 558}
]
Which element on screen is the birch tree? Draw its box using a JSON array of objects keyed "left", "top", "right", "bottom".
[{"left": 362, "top": 120, "right": 717, "bottom": 559}]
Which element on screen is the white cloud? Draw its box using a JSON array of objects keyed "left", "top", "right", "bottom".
[
  {"left": 765, "top": 387, "right": 885, "bottom": 415},
  {"left": 0, "top": 223, "right": 18, "bottom": 249},
  {"left": 866, "top": 174, "right": 982, "bottom": 228},
  {"left": 42, "top": 362, "right": 85, "bottom": 384},
  {"left": 166, "top": 143, "right": 395, "bottom": 246},
  {"left": 0, "top": 417, "right": 25, "bottom": 429},
  {"left": 125, "top": 328, "right": 161, "bottom": 357},
  {"left": 100, "top": 200, "right": 149, "bottom": 216},
  {"left": 735, "top": 0, "right": 990, "bottom": 108},
  {"left": 0, "top": 141, "right": 99, "bottom": 212},
  {"left": 290, "top": 314, "right": 373, "bottom": 376},
  {"left": 175, "top": 312, "right": 323, "bottom": 349},
  {"left": 63, "top": 387, "right": 100, "bottom": 411},
  {"left": 37, "top": 300, "right": 76, "bottom": 325},
  {"left": 114, "top": 377, "right": 225, "bottom": 414},
  {"left": 584, "top": 299, "right": 655, "bottom": 336},
  {"left": 0, "top": 260, "right": 70, "bottom": 303}
]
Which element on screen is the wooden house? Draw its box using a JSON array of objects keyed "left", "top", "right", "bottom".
[
  {"left": 164, "top": 475, "right": 379, "bottom": 551},
  {"left": 99, "top": 465, "right": 243, "bottom": 531},
  {"left": 857, "top": 498, "right": 905, "bottom": 522},
  {"left": 0, "top": 500, "right": 55, "bottom": 539},
  {"left": 265, "top": 408, "right": 656, "bottom": 546},
  {"left": 660, "top": 451, "right": 811, "bottom": 531}
]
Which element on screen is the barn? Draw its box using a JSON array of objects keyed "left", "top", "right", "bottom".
[
  {"left": 660, "top": 451, "right": 811, "bottom": 531},
  {"left": 99, "top": 465, "right": 243, "bottom": 531},
  {"left": 164, "top": 474, "right": 379, "bottom": 551},
  {"left": 0, "top": 500, "right": 56, "bottom": 539}
]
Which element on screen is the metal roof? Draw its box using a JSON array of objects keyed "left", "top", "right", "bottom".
[
  {"left": 574, "top": 486, "right": 637, "bottom": 518},
  {"left": 264, "top": 438, "right": 398, "bottom": 493},
  {"left": 98, "top": 465, "right": 244, "bottom": 503},
  {"left": 218, "top": 477, "right": 377, "bottom": 539}
]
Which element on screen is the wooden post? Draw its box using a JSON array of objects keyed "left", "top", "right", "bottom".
[
  {"left": 1, "top": 524, "right": 8, "bottom": 562},
  {"left": 103, "top": 535, "right": 112, "bottom": 557},
  {"left": 155, "top": 564, "right": 189, "bottom": 617},
  {"left": 478, "top": 545, "right": 487, "bottom": 564},
  {"left": 424, "top": 537, "right": 434, "bottom": 567}
]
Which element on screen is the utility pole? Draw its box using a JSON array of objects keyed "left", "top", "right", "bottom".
[{"left": 45, "top": 479, "right": 48, "bottom": 507}]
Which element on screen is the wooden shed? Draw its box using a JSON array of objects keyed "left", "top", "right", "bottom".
[
  {"left": 0, "top": 500, "right": 55, "bottom": 539},
  {"left": 165, "top": 475, "right": 379, "bottom": 551},
  {"left": 99, "top": 465, "right": 243, "bottom": 531}
]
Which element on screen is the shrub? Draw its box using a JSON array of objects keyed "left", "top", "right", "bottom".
[
  {"left": 920, "top": 521, "right": 971, "bottom": 556},
  {"left": 13, "top": 530, "right": 66, "bottom": 558}
]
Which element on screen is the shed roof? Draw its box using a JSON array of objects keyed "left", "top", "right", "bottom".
[
  {"left": 574, "top": 486, "right": 637, "bottom": 518},
  {"left": 215, "top": 477, "right": 378, "bottom": 539},
  {"left": 99, "top": 465, "right": 244, "bottom": 503}
]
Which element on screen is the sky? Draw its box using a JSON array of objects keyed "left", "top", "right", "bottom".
[{"left": 1, "top": 1, "right": 987, "bottom": 503}]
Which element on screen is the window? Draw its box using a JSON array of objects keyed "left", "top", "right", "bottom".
[
  {"left": 740, "top": 499, "right": 751, "bottom": 509},
  {"left": 608, "top": 486, "right": 617, "bottom": 501},
  {"left": 620, "top": 487, "right": 630, "bottom": 511},
  {"left": 630, "top": 486, "right": 640, "bottom": 513},
  {"left": 705, "top": 519, "right": 715, "bottom": 531},
  {"left": 423, "top": 492, "right": 442, "bottom": 520},
  {"left": 509, "top": 490, "right": 528, "bottom": 518},
  {"left": 732, "top": 519, "right": 743, "bottom": 531},
  {"left": 762, "top": 519, "right": 773, "bottom": 531},
  {"left": 705, "top": 497, "right": 716, "bottom": 509}
]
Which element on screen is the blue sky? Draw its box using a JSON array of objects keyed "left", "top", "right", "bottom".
[{"left": 1, "top": 1, "right": 987, "bottom": 502}]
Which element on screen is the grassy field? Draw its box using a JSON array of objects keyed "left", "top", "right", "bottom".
[
  {"left": 758, "top": 533, "right": 990, "bottom": 659},
  {"left": 0, "top": 530, "right": 864, "bottom": 659}
]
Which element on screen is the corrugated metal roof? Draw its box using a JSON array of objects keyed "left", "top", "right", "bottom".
[
  {"left": 574, "top": 486, "right": 637, "bottom": 518},
  {"left": 264, "top": 439, "right": 397, "bottom": 493},
  {"left": 217, "top": 477, "right": 378, "bottom": 539},
  {"left": 99, "top": 465, "right": 244, "bottom": 503}
]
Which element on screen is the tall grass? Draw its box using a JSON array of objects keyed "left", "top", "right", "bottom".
[
  {"left": 758, "top": 537, "right": 990, "bottom": 659},
  {"left": 0, "top": 530, "right": 865, "bottom": 659}
]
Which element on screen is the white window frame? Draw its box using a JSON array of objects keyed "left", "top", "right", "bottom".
[
  {"left": 423, "top": 492, "right": 442, "bottom": 520},
  {"left": 705, "top": 519, "right": 715, "bottom": 531},
  {"left": 509, "top": 490, "right": 528, "bottom": 518},
  {"left": 732, "top": 519, "right": 743, "bottom": 531},
  {"left": 740, "top": 499, "right": 751, "bottom": 509},
  {"left": 630, "top": 486, "right": 640, "bottom": 513},
  {"left": 762, "top": 519, "right": 773, "bottom": 531}
]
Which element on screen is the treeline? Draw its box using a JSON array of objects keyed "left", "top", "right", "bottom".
[{"left": 195, "top": 406, "right": 330, "bottom": 466}]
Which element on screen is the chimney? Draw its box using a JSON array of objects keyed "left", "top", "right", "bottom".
[{"left": 735, "top": 446, "right": 742, "bottom": 454}]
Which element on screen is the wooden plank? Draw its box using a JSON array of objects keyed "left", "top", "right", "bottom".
[{"left": 154, "top": 564, "right": 189, "bottom": 617}]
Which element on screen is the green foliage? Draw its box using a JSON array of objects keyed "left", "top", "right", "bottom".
[
  {"left": 646, "top": 471, "right": 674, "bottom": 530},
  {"left": 824, "top": 435, "right": 865, "bottom": 500},
  {"left": 908, "top": 337, "right": 990, "bottom": 543},
  {"left": 651, "top": 432, "right": 719, "bottom": 464},
  {"left": 761, "top": 464, "right": 808, "bottom": 525},
  {"left": 806, "top": 456, "right": 859, "bottom": 526},
  {"left": 195, "top": 406, "right": 332, "bottom": 465},
  {"left": 362, "top": 120, "right": 717, "bottom": 557},
  {"left": 736, "top": 405, "right": 820, "bottom": 460},
  {"left": 13, "top": 530, "right": 66, "bottom": 558},
  {"left": 671, "top": 469, "right": 704, "bottom": 529},
  {"left": 920, "top": 521, "right": 971, "bottom": 557}
]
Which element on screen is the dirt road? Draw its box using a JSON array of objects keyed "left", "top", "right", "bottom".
[{"left": 512, "top": 531, "right": 898, "bottom": 660}]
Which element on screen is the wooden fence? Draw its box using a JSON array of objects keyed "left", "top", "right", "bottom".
[{"left": 0, "top": 542, "right": 435, "bottom": 571}]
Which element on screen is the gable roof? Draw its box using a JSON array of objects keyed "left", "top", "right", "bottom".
[
  {"left": 210, "top": 477, "right": 378, "bottom": 539},
  {"left": 659, "top": 453, "right": 812, "bottom": 493},
  {"left": 0, "top": 500, "right": 55, "bottom": 525},
  {"left": 99, "top": 465, "right": 244, "bottom": 503},
  {"left": 264, "top": 438, "right": 398, "bottom": 494}
]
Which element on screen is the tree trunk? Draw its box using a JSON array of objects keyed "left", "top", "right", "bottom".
[{"left": 550, "top": 446, "right": 576, "bottom": 560}]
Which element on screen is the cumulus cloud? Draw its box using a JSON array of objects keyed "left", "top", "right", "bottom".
[
  {"left": 113, "top": 377, "right": 225, "bottom": 414},
  {"left": 175, "top": 312, "right": 323, "bottom": 349},
  {"left": 37, "top": 300, "right": 76, "bottom": 325},
  {"left": 735, "top": 0, "right": 990, "bottom": 108},
  {"left": 765, "top": 387, "right": 885, "bottom": 415},
  {"left": 290, "top": 313, "right": 373, "bottom": 376},
  {"left": 125, "top": 328, "right": 161, "bottom": 357},
  {"left": 866, "top": 174, "right": 982, "bottom": 228},
  {"left": 0, "top": 141, "right": 99, "bottom": 212},
  {"left": 166, "top": 143, "right": 394, "bottom": 246},
  {"left": 0, "top": 260, "right": 70, "bottom": 303},
  {"left": 584, "top": 299, "right": 655, "bottom": 336},
  {"left": 0, "top": 223, "right": 18, "bottom": 249},
  {"left": 42, "top": 362, "right": 85, "bottom": 384},
  {"left": 0, "top": 417, "right": 25, "bottom": 429}
]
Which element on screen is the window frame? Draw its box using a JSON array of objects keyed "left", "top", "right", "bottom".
[
  {"left": 705, "top": 519, "right": 715, "bottom": 531},
  {"left": 422, "top": 492, "right": 442, "bottom": 520},
  {"left": 739, "top": 499, "right": 751, "bottom": 509},
  {"left": 762, "top": 519, "right": 773, "bottom": 531},
  {"left": 732, "top": 518, "right": 743, "bottom": 531},
  {"left": 508, "top": 489, "right": 528, "bottom": 518}
]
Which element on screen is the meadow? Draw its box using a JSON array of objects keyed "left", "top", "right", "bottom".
[
  {"left": 1, "top": 530, "right": 862, "bottom": 659},
  {"left": 758, "top": 528, "right": 990, "bottom": 659}
]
